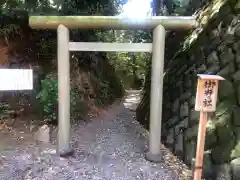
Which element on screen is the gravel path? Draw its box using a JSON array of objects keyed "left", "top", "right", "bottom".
[{"left": 0, "top": 90, "right": 191, "bottom": 180}]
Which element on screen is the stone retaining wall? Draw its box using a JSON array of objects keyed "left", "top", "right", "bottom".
[{"left": 162, "top": 0, "right": 240, "bottom": 179}]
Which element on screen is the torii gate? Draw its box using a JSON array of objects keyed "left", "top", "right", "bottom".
[{"left": 29, "top": 16, "right": 198, "bottom": 162}]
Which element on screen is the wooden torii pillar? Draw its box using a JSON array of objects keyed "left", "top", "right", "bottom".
[{"left": 29, "top": 16, "right": 198, "bottom": 162}]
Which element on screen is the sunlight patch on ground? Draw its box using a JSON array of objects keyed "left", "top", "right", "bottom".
[{"left": 123, "top": 91, "right": 141, "bottom": 110}]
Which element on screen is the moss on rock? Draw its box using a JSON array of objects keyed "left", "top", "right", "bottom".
[{"left": 211, "top": 138, "right": 235, "bottom": 164}]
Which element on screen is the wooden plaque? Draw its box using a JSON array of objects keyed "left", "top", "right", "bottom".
[{"left": 194, "top": 74, "right": 224, "bottom": 112}]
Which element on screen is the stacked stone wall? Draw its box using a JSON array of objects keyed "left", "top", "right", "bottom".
[{"left": 162, "top": 0, "right": 240, "bottom": 179}]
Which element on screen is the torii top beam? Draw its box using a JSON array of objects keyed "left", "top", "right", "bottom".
[{"left": 29, "top": 16, "right": 198, "bottom": 30}]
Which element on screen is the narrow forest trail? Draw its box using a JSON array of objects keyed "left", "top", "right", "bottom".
[{"left": 0, "top": 90, "right": 191, "bottom": 180}]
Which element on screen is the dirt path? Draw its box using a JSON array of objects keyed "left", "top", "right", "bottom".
[{"left": 0, "top": 90, "right": 191, "bottom": 180}]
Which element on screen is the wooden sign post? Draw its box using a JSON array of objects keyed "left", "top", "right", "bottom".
[{"left": 194, "top": 74, "right": 224, "bottom": 180}]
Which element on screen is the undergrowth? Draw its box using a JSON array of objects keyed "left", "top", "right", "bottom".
[{"left": 36, "top": 74, "right": 89, "bottom": 124}]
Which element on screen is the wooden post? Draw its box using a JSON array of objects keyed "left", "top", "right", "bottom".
[
  {"left": 194, "top": 74, "right": 224, "bottom": 180},
  {"left": 57, "top": 25, "right": 73, "bottom": 156}
]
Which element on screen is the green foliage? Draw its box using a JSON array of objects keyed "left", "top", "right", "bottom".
[
  {"left": 95, "top": 80, "right": 111, "bottom": 106},
  {"left": 0, "top": 24, "right": 22, "bottom": 43},
  {"left": 106, "top": 29, "right": 152, "bottom": 89},
  {"left": 0, "top": 0, "right": 154, "bottom": 124},
  {"left": 0, "top": 103, "right": 13, "bottom": 120},
  {"left": 108, "top": 51, "right": 149, "bottom": 89},
  {"left": 36, "top": 74, "right": 89, "bottom": 123},
  {"left": 36, "top": 74, "right": 58, "bottom": 122}
]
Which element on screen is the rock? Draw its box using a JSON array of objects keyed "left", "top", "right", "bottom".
[
  {"left": 231, "top": 141, "right": 240, "bottom": 159},
  {"left": 189, "top": 96, "right": 196, "bottom": 107},
  {"left": 232, "top": 108, "right": 240, "bottom": 126},
  {"left": 231, "top": 128, "right": 240, "bottom": 159},
  {"left": 202, "top": 151, "right": 215, "bottom": 179},
  {"left": 234, "top": 22, "right": 240, "bottom": 37},
  {"left": 210, "top": 37, "right": 221, "bottom": 48},
  {"left": 233, "top": 41, "right": 240, "bottom": 52},
  {"left": 218, "top": 80, "right": 235, "bottom": 100},
  {"left": 180, "top": 101, "right": 189, "bottom": 118},
  {"left": 166, "top": 116, "right": 179, "bottom": 128},
  {"left": 216, "top": 99, "right": 236, "bottom": 117},
  {"left": 196, "top": 64, "right": 207, "bottom": 73},
  {"left": 164, "top": 116, "right": 176, "bottom": 128},
  {"left": 166, "top": 128, "right": 174, "bottom": 146},
  {"left": 205, "top": 120, "right": 217, "bottom": 150},
  {"left": 172, "top": 99, "right": 179, "bottom": 113},
  {"left": 213, "top": 164, "right": 231, "bottom": 180},
  {"left": 184, "top": 65, "right": 195, "bottom": 75},
  {"left": 230, "top": 13, "right": 240, "bottom": 25},
  {"left": 175, "top": 133, "right": 183, "bottom": 156},
  {"left": 176, "top": 65, "right": 188, "bottom": 76},
  {"left": 179, "top": 91, "right": 191, "bottom": 101},
  {"left": 236, "top": 52, "right": 240, "bottom": 69},
  {"left": 218, "top": 62, "right": 235, "bottom": 77},
  {"left": 222, "top": 32, "right": 235, "bottom": 44},
  {"left": 231, "top": 158, "right": 240, "bottom": 180},
  {"left": 219, "top": 48, "right": 235, "bottom": 65},
  {"left": 237, "top": 85, "right": 240, "bottom": 105},
  {"left": 192, "top": 151, "right": 214, "bottom": 179},
  {"left": 189, "top": 109, "right": 199, "bottom": 125},
  {"left": 34, "top": 124, "right": 50, "bottom": 143},
  {"left": 211, "top": 139, "right": 235, "bottom": 164},
  {"left": 184, "top": 78, "right": 192, "bottom": 88},
  {"left": 207, "top": 64, "right": 220, "bottom": 74},
  {"left": 184, "top": 141, "right": 196, "bottom": 166},
  {"left": 215, "top": 112, "right": 234, "bottom": 144},
  {"left": 211, "top": 28, "right": 221, "bottom": 38},
  {"left": 185, "top": 125, "right": 198, "bottom": 140},
  {"left": 175, "top": 119, "right": 188, "bottom": 135},
  {"left": 233, "top": 70, "right": 240, "bottom": 81},
  {"left": 207, "top": 51, "right": 220, "bottom": 65},
  {"left": 218, "top": 43, "right": 227, "bottom": 53}
]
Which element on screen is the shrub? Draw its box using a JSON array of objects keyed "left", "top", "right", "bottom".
[
  {"left": 36, "top": 74, "right": 89, "bottom": 124},
  {"left": 95, "top": 80, "right": 111, "bottom": 106}
]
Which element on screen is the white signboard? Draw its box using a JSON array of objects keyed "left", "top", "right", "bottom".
[{"left": 0, "top": 69, "right": 33, "bottom": 91}]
